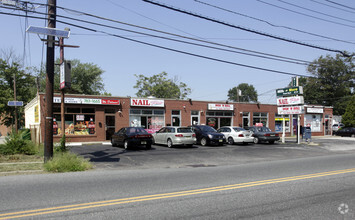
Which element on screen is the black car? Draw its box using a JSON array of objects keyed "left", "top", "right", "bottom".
[
  {"left": 334, "top": 127, "right": 355, "bottom": 137},
  {"left": 246, "top": 126, "right": 280, "bottom": 144},
  {"left": 111, "top": 127, "right": 153, "bottom": 150},
  {"left": 190, "top": 125, "right": 226, "bottom": 146}
]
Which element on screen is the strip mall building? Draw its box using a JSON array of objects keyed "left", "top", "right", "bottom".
[{"left": 25, "top": 93, "right": 333, "bottom": 143}]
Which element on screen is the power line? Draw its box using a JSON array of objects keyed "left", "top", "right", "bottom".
[
  {"left": 143, "top": 0, "right": 347, "bottom": 55},
  {"left": 277, "top": 0, "right": 355, "bottom": 24},
  {"left": 257, "top": 0, "right": 355, "bottom": 29},
  {"left": 56, "top": 19, "right": 310, "bottom": 77},
  {"left": 193, "top": 0, "right": 355, "bottom": 45},
  {"left": 324, "top": 0, "right": 355, "bottom": 12},
  {"left": 310, "top": 0, "right": 355, "bottom": 15},
  {"left": 0, "top": 4, "right": 314, "bottom": 65}
]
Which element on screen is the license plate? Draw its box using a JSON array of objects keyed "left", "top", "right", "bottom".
[
  {"left": 141, "top": 141, "right": 147, "bottom": 144},
  {"left": 270, "top": 134, "right": 275, "bottom": 136},
  {"left": 185, "top": 136, "right": 191, "bottom": 138},
  {"left": 219, "top": 139, "right": 223, "bottom": 142}
]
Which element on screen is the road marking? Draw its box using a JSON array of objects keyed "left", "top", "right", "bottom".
[{"left": 1, "top": 168, "right": 355, "bottom": 219}]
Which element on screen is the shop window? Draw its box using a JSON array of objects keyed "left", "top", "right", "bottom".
[
  {"left": 253, "top": 112, "right": 268, "bottom": 127},
  {"left": 105, "top": 108, "right": 116, "bottom": 114},
  {"left": 275, "top": 114, "right": 290, "bottom": 132},
  {"left": 154, "top": 110, "right": 164, "bottom": 115},
  {"left": 142, "top": 110, "right": 153, "bottom": 115},
  {"left": 191, "top": 111, "right": 199, "bottom": 115},
  {"left": 130, "top": 109, "right": 141, "bottom": 114},
  {"left": 172, "top": 110, "right": 180, "bottom": 115},
  {"left": 67, "top": 108, "right": 80, "bottom": 113},
  {"left": 82, "top": 108, "right": 95, "bottom": 113},
  {"left": 53, "top": 107, "right": 61, "bottom": 113}
]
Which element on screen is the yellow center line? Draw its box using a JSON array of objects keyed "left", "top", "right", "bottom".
[{"left": 1, "top": 168, "right": 355, "bottom": 219}]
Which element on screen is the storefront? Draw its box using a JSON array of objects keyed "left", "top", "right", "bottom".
[
  {"left": 24, "top": 94, "right": 333, "bottom": 143},
  {"left": 206, "top": 104, "right": 234, "bottom": 129},
  {"left": 129, "top": 98, "right": 165, "bottom": 133}
]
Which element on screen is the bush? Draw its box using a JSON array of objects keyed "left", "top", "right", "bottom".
[
  {"left": 0, "top": 130, "right": 38, "bottom": 155},
  {"left": 54, "top": 134, "right": 70, "bottom": 153},
  {"left": 44, "top": 152, "right": 92, "bottom": 172}
]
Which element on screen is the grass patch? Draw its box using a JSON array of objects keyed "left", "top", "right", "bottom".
[
  {"left": 0, "top": 162, "right": 43, "bottom": 173},
  {"left": 44, "top": 152, "right": 92, "bottom": 172}
]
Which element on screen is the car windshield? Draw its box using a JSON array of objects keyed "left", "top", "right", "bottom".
[
  {"left": 200, "top": 126, "right": 217, "bottom": 132},
  {"left": 127, "top": 127, "right": 148, "bottom": 134},
  {"left": 233, "top": 127, "right": 246, "bottom": 132},
  {"left": 177, "top": 127, "right": 193, "bottom": 133},
  {"left": 256, "top": 127, "right": 271, "bottom": 132}
]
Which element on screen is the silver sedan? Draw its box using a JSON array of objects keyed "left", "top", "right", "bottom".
[
  {"left": 217, "top": 126, "right": 254, "bottom": 145},
  {"left": 152, "top": 126, "right": 196, "bottom": 147}
]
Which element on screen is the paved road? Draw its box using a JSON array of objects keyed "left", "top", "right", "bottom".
[{"left": 0, "top": 153, "right": 354, "bottom": 219}]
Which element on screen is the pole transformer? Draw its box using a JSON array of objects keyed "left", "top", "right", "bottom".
[{"left": 44, "top": 0, "right": 56, "bottom": 162}]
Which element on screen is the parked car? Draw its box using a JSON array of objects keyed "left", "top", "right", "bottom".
[
  {"left": 217, "top": 126, "right": 254, "bottom": 145},
  {"left": 190, "top": 125, "right": 226, "bottom": 146},
  {"left": 246, "top": 126, "right": 280, "bottom": 144},
  {"left": 152, "top": 126, "right": 196, "bottom": 147},
  {"left": 332, "top": 123, "right": 345, "bottom": 133},
  {"left": 111, "top": 127, "right": 153, "bottom": 150},
  {"left": 334, "top": 127, "right": 355, "bottom": 137}
]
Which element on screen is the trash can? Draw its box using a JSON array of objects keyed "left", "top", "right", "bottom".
[{"left": 304, "top": 127, "right": 311, "bottom": 142}]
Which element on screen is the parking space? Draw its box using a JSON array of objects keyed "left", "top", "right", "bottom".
[{"left": 69, "top": 138, "right": 355, "bottom": 170}]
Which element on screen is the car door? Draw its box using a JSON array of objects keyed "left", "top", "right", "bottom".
[{"left": 155, "top": 127, "right": 166, "bottom": 144}]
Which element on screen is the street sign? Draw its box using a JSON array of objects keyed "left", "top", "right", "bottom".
[
  {"left": 276, "top": 86, "right": 303, "bottom": 97},
  {"left": 8, "top": 101, "right": 23, "bottom": 106}
]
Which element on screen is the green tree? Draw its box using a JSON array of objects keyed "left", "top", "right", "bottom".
[
  {"left": 37, "top": 59, "right": 109, "bottom": 95},
  {"left": 134, "top": 72, "right": 191, "bottom": 99},
  {"left": 0, "top": 59, "right": 37, "bottom": 127},
  {"left": 304, "top": 53, "right": 354, "bottom": 115},
  {"left": 228, "top": 83, "right": 258, "bottom": 102},
  {"left": 342, "top": 95, "right": 355, "bottom": 127}
]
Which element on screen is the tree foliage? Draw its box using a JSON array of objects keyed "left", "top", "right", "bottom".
[
  {"left": 303, "top": 53, "right": 355, "bottom": 115},
  {"left": 37, "top": 59, "right": 108, "bottom": 95},
  {"left": 134, "top": 72, "right": 191, "bottom": 99},
  {"left": 0, "top": 59, "right": 37, "bottom": 127},
  {"left": 228, "top": 83, "right": 258, "bottom": 102},
  {"left": 342, "top": 95, "right": 355, "bottom": 127}
]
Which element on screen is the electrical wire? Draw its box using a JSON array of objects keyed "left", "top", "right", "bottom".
[
  {"left": 56, "top": 18, "right": 310, "bottom": 77},
  {"left": 324, "top": 0, "right": 355, "bottom": 12},
  {"left": 0, "top": 4, "right": 314, "bottom": 65},
  {"left": 310, "top": 0, "right": 355, "bottom": 15},
  {"left": 142, "top": 0, "right": 347, "bottom": 55},
  {"left": 257, "top": 0, "right": 355, "bottom": 29},
  {"left": 194, "top": 0, "right": 355, "bottom": 45},
  {"left": 277, "top": 0, "right": 355, "bottom": 24}
]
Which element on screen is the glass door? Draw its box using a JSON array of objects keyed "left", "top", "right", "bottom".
[{"left": 106, "top": 115, "right": 115, "bottom": 140}]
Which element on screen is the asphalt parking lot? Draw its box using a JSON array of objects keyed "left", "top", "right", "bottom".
[{"left": 70, "top": 136, "right": 355, "bottom": 170}]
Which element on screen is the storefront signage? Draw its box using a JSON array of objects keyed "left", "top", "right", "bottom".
[
  {"left": 278, "top": 106, "right": 304, "bottom": 115},
  {"left": 276, "top": 86, "right": 303, "bottom": 97},
  {"left": 208, "top": 103, "right": 234, "bottom": 111},
  {"left": 277, "top": 96, "right": 304, "bottom": 106},
  {"left": 76, "top": 115, "right": 85, "bottom": 121},
  {"left": 307, "top": 108, "right": 323, "bottom": 114},
  {"left": 53, "top": 97, "right": 120, "bottom": 105},
  {"left": 131, "top": 98, "right": 164, "bottom": 107}
]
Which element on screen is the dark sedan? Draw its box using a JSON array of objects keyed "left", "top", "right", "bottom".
[
  {"left": 191, "top": 125, "right": 226, "bottom": 146},
  {"left": 334, "top": 127, "right": 355, "bottom": 137},
  {"left": 111, "top": 127, "right": 153, "bottom": 150},
  {"left": 246, "top": 126, "right": 280, "bottom": 144}
]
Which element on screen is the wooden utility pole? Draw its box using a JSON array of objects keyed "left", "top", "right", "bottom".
[
  {"left": 60, "top": 37, "right": 65, "bottom": 141},
  {"left": 44, "top": 0, "right": 56, "bottom": 162}
]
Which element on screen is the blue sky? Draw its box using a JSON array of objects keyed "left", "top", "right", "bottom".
[{"left": 1, "top": 0, "right": 354, "bottom": 104}]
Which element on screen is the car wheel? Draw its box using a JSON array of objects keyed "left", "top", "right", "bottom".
[
  {"left": 228, "top": 137, "right": 234, "bottom": 145},
  {"left": 146, "top": 144, "right": 151, "bottom": 150},
  {"left": 254, "top": 137, "right": 259, "bottom": 144},
  {"left": 167, "top": 139, "right": 173, "bottom": 148},
  {"left": 200, "top": 138, "right": 207, "bottom": 146},
  {"left": 269, "top": 140, "right": 275, "bottom": 144},
  {"left": 124, "top": 140, "right": 129, "bottom": 150},
  {"left": 351, "top": 134, "right": 355, "bottom": 138}
]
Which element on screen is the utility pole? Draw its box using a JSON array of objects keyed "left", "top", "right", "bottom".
[
  {"left": 44, "top": 0, "right": 56, "bottom": 162},
  {"left": 13, "top": 72, "right": 18, "bottom": 133},
  {"left": 60, "top": 37, "right": 65, "bottom": 142}
]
